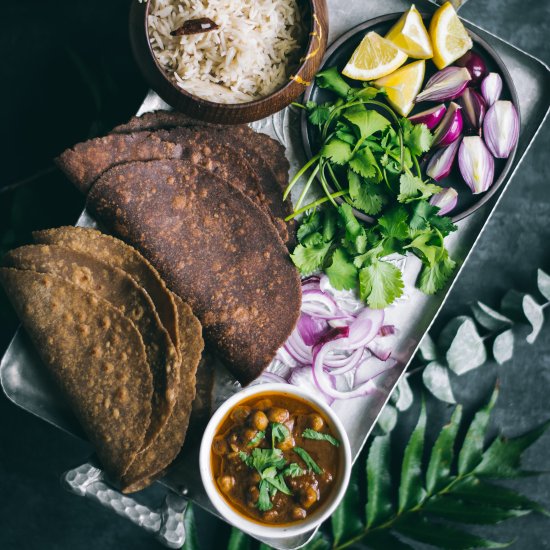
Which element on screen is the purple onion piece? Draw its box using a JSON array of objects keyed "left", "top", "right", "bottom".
[
  {"left": 429, "top": 187, "right": 459, "bottom": 216},
  {"left": 456, "top": 51, "right": 488, "bottom": 84},
  {"left": 458, "top": 88, "right": 486, "bottom": 129},
  {"left": 426, "top": 138, "right": 462, "bottom": 181},
  {"left": 433, "top": 102, "right": 463, "bottom": 147},
  {"left": 481, "top": 73, "right": 503, "bottom": 107},
  {"left": 458, "top": 136, "right": 495, "bottom": 194},
  {"left": 416, "top": 67, "right": 472, "bottom": 103},
  {"left": 483, "top": 100, "right": 519, "bottom": 159},
  {"left": 408, "top": 104, "right": 447, "bottom": 129}
]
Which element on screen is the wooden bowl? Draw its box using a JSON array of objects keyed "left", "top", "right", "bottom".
[{"left": 129, "top": 0, "right": 328, "bottom": 124}]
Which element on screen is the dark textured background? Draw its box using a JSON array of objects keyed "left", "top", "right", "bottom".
[{"left": 0, "top": 0, "right": 548, "bottom": 548}]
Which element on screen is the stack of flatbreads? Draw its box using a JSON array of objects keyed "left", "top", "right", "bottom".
[
  {"left": 0, "top": 228, "right": 203, "bottom": 492},
  {"left": 55, "top": 111, "right": 302, "bottom": 385}
]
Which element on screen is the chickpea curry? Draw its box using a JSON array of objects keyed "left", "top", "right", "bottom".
[{"left": 211, "top": 392, "right": 340, "bottom": 525}]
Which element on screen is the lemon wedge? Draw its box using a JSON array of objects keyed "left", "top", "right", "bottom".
[
  {"left": 385, "top": 4, "right": 433, "bottom": 59},
  {"left": 430, "top": 1, "right": 473, "bottom": 69},
  {"left": 373, "top": 60, "right": 426, "bottom": 117},
  {"left": 342, "top": 31, "right": 407, "bottom": 81}
]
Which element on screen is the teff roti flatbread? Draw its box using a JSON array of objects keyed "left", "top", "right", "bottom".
[
  {"left": 121, "top": 295, "right": 203, "bottom": 493},
  {"left": 3, "top": 244, "right": 180, "bottom": 450},
  {"left": 33, "top": 226, "right": 181, "bottom": 354},
  {"left": 55, "top": 132, "right": 183, "bottom": 194},
  {"left": 0, "top": 268, "right": 153, "bottom": 481},
  {"left": 87, "top": 159, "right": 301, "bottom": 385}
]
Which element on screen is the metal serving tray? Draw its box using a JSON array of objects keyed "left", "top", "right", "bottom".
[{"left": 1, "top": 0, "right": 549, "bottom": 548}]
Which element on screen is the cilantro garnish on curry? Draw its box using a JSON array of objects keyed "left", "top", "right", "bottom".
[{"left": 211, "top": 393, "right": 340, "bottom": 524}]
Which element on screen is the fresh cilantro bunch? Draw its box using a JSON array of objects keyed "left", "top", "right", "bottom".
[{"left": 287, "top": 67, "right": 458, "bottom": 308}]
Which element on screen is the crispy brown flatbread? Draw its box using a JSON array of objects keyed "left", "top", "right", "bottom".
[
  {"left": 121, "top": 296, "right": 203, "bottom": 492},
  {"left": 111, "top": 111, "right": 295, "bottom": 244},
  {"left": 87, "top": 159, "right": 301, "bottom": 385},
  {"left": 0, "top": 268, "right": 153, "bottom": 481},
  {"left": 32, "top": 227, "right": 181, "bottom": 354},
  {"left": 55, "top": 133, "right": 182, "bottom": 194},
  {"left": 3, "top": 244, "right": 180, "bottom": 450}
]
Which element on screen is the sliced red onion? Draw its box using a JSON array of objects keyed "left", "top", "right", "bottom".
[
  {"left": 379, "top": 325, "right": 397, "bottom": 337},
  {"left": 323, "top": 348, "right": 364, "bottom": 374},
  {"left": 409, "top": 104, "right": 447, "bottom": 129},
  {"left": 355, "top": 357, "right": 398, "bottom": 385},
  {"left": 289, "top": 367, "right": 334, "bottom": 405},
  {"left": 297, "top": 314, "right": 328, "bottom": 346},
  {"left": 426, "top": 137, "right": 462, "bottom": 181},
  {"left": 429, "top": 187, "right": 459, "bottom": 216},
  {"left": 315, "top": 326, "right": 350, "bottom": 347},
  {"left": 285, "top": 330, "right": 312, "bottom": 364},
  {"left": 456, "top": 51, "right": 488, "bottom": 84},
  {"left": 433, "top": 102, "right": 463, "bottom": 147},
  {"left": 458, "top": 88, "right": 486, "bottom": 129},
  {"left": 483, "top": 100, "right": 519, "bottom": 159},
  {"left": 458, "top": 136, "right": 495, "bottom": 194},
  {"left": 481, "top": 72, "right": 503, "bottom": 107},
  {"left": 312, "top": 341, "right": 381, "bottom": 399},
  {"left": 416, "top": 67, "right": 471, "bottom": 103},
  {"left": 348, "top": 309, "right": 384, "bottom": 347},
  {"left": 367, "top": 339, "right": 392, "bottom": 361}
]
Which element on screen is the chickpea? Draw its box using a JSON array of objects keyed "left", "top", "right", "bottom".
[
  {"left": 243, "top": 428, "right": 258, "bottom": 442},
  {"left": 230, "top": 405, "right": 251, "bottom": 424},
  {"left": 291, "top": 506, "right": 307, "bottom": 520},
  {"left": 250, "top": 471, "right": 261, "bottom": 484},
  {"left": 309, "top": 414, "right": 324, "bottom": 431},
  {"left": 247, "top": 485, "right": 260, "bottom": 506},
  {"left": 255, "top": 399, "right": 272, "bottom": 411},
  {"left": 212, "top": 436, "right": 228, "bottom": 455},
  {"left": 277, "top": 435, "right": 295, "bottom": 451},
  {"left": 217, "top": 475, "right": 235, "bottom": 493},
  {"left": 263, "top": 510, "right": 279, "bottom": 522},
  {"left": 300, "top": 485, "right": 319, "bottom": 509},
  {"left": 249, "top": 410, "right": 269, "bottom": 431},
  {"left": 267, "top": 407, "right": 290, "bottom": 423}
]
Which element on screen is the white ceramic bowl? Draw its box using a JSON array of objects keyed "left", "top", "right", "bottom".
[{"left": 199, "top": 383, "right": 352, "bottom": 539}]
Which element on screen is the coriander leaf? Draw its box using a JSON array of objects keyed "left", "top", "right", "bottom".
[
  {"left": 326, "top": 248, "right": 358, "bottom": 291},
  {"left": 246, "top": 448, "right": 286, "bottom": 472},
  {"left": 322, "top": 208, "right": 338, "bottom": 242},
  {"left": 283, "top": 463, "right": 306, "bottom": 478},
  {"left": 239, "top": 451, "right": 253, "bottom": 468},
  {"left": 271, "top": 423, "right": 290, "bottom": 447},
  {"left": 297, "top": 210, "right": 322, "bottom": 242},
  {"left": 261, "top": 466, "right": 278, "bottom": 479},
  {"left": 336, "top": 129, "right": 357, "bottom": 146},
  {"left": 359, "top": 260, "right": 404, "bottom": 309},
  {"left": 348, "top": 170, "right": 385, "bottom": 216},
  {"left": 301, "top": 232, "right": 324, "bottom": 247},
  {"left": 302, "top": 429, "right": 340, "bottom": 447},
  {"left": 321, "top": 138, "right": 353, "bottom": 165},
  {"left": 307, "top": 102, "right": 333, "bottom": 127},
  {"left": 257, "top": 480, "right": 273, "bottom": 511},
  {"left": 316, "top": 66, "right": 352, "bottom": 98},
  {"left": 344, "top": 109, "right": 390, "bottom": 140},
  {"left": 418, "top": 251, "right": 456, "bottom": 295},
  {"left": 350, "top": 86, "right": 380, "bottom": 101},
  {"left": 429, "top": 214, "right": 458, "bottom": 237},
  {"left": 294, "top": 447, "right": 324, "bottom": 474},
  {"left": 409, "top": 201, "right": 440, "bottom": 231},
  {"left": 349, "top": 146, "right": 381, "bottom": 181},
  {"left": 406, "top": 231, "right": 441, "bottom": 267},
  {"left": 398, "top": 173, "right": 441, "bottom": 203},
  {"left": 290, "top": 241, "right": 331, "bottom": 275},
  {"left": 265, "top": 474, "right": 292, "bottom": 496},
  {"left": 401, "top": 118, "right": 433, "bottom": 156},
  {"left": 247, "top": 430, "right": 266, "bottom": 447},
  {"left": 338, "top": 203, "right": 363, "bottom": 242},
  {"left": 378, "top": 206, "right": 409, "bottom": 240}
]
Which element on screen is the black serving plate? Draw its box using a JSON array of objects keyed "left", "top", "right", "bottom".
[{"left": 302, "top": 13, "right": 520, "bottom": 223}]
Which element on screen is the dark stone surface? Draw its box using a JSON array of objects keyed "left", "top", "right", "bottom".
[{"left": 0, "top": 0, "right": 549, "bottom": 548}]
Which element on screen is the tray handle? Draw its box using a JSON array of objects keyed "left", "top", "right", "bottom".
[{"left": 61, "top": 461, "right": 187, "bottom": 549}]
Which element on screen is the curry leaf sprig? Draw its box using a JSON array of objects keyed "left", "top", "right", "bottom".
[{"left": 286, "top": 67, "right": 458, "bottom": 308}]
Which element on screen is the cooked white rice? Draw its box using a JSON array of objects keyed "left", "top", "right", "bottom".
[{"left": 147, "top": 0, "right": 306, "bottom": 104}]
